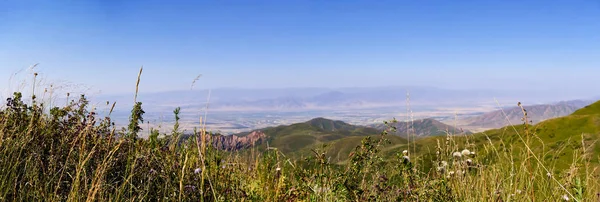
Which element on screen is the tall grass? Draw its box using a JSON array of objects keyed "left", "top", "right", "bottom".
[{"left": 0, "top": 70, "right": 598, "bottom": 201}]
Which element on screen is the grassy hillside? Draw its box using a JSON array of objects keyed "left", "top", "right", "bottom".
[
  {"left": 290, "top": 134, "right": 408, "bottom": 164},
  {"left": 572, "top": 100, "right": 600, "bottom": 115}
]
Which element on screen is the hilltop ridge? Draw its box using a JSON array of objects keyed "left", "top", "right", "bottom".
[
  {"left": 371, "top": 118, "right": 468, "bottom": 137},
  {"left": 572, "top": 100, "right": 600, "bottom": 115}
]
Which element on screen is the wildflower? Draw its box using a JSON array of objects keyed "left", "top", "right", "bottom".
[
  {"left": 461, "top": 149, "right": 471, "bottom": 156},
  {"left": 466, "top": 159, "right": 473, "bottom": 165},
  {"left": 402, "top": 150, "right": 408, "bottom": 156},
  {"left": 437, "top": 166, "right": 446, "bottom": 173},
  {"left": 276, "top": 167, "right": 281, "bottom": 172},
  {"left": 222, "top": 165, "right": 226, "bottom": 169},
  {"left": 562, "top": 194, "right": 569, "bottom": 201},
  {"left": 470, "top": 151, "right": 476, "bottom": 156},
  {"left": 448, "top": 171, "right": 455, "bottom": 176},
  {"left": 441, "top": 161, "right": 448, "bottom": 167},
  {"left": 453, "top": 152, "right": 462, "bottom": 158},
  {"left": 547, "top": 172, "right": 552, "bottom": 178},
  {"left": 402, "top": 156, "right": 410, "bottom": 163},
  {"left": 194, "top": 168, "right": 202, "bottom": 174},
  {"left": 184, "top": 185, "right": 196, "bottom": 192}
]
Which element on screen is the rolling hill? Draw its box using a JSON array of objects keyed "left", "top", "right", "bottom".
[
  {"left": 371, "top": 118, "right": 469, "bottom": 137},
  {"left": 203, "top": 117, "right": 407, "bottom": 163},
  {"left": 246, "top": 117, "right": 385, "bottom": 154},
  {"left": 203, "top": 118, "right": 384, "bottom": 152}
]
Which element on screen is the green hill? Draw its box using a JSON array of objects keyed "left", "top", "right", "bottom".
[
  {"left": 412, "top": 100, "right": 600, "bottom": 171},
  {"left": 371, "top": 118, "right": 469, "bottom": 137},
  {"left": 305, "top": 117, "right": 360, "bottom": 131},
  {"left": 230, "top": 117, "right": 409, "bottom": 163},
  {"left": 253, "top": 117, "right": 384, "bottom": 154}
]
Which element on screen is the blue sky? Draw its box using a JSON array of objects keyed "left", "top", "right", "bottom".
[{"left": 1, "top": 0, "right": 599, "bottom": 95}]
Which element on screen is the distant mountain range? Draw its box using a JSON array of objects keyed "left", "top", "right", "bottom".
[
  {"left": 461, "top": 100, "right": 593, "bottom": 129},
  {"left": 100, "top": 86, "right": 597, "bottom": 113}
]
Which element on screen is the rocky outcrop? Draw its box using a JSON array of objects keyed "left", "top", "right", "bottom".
[{"left": 209, "top": 131, "right": 266, "bottom": 151}]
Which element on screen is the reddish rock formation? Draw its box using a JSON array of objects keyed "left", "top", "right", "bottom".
[{"left": 209, "top": 131, "right": 266, "bottom": 151}]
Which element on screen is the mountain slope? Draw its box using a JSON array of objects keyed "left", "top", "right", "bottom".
[
  {"left": 371, "top": 118, "right": 469, "bottom": 137},
  {"left": 572, "top": 100, "right": 600, "bottom": 116},
  {"left": 414, "top": 100, "right": 600, "bottom": 170},
  {"left": 463, "top": 100, "right": 591, "bottom": 129}
]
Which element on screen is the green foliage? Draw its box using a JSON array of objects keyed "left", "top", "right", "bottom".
[{"left": 127, "top": 102, "right": 145, "bottom": 140}]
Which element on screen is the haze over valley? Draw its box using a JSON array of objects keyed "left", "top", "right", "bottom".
[{"left": 96, "top": 86, "right": 597, "bottom": 135}]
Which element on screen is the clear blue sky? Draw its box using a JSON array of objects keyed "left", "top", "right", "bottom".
[{"left": 1, "top": 0, "right": 599, "bottom": 94}]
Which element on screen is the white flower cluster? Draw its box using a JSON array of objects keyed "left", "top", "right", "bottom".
[
  {"left": 441, "top": 149, "right": 477, "bottom": 178},
  {"left": 401, "top": 150, "right": 410, "bottom": 163}
]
